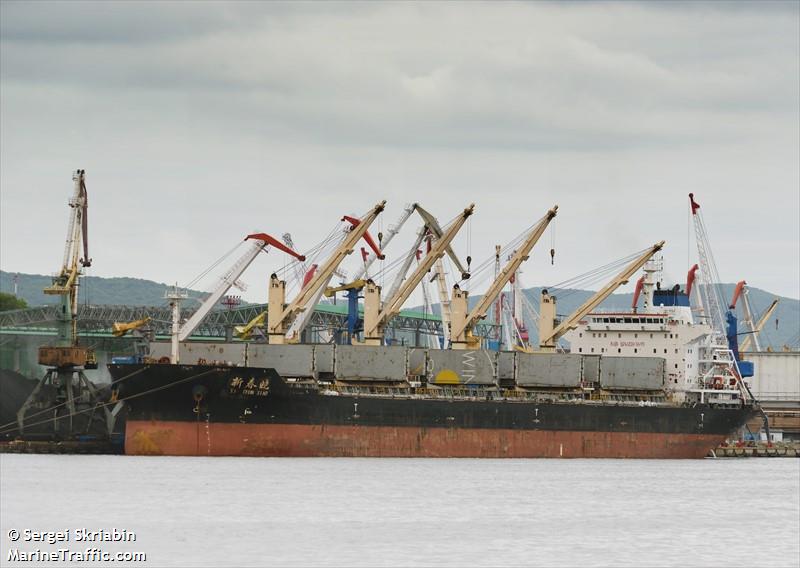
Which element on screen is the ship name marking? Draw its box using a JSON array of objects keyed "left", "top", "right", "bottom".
[{"left": 229, "top": 376, "right": 270, "bottom": 397}]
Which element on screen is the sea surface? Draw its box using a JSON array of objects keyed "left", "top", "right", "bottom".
[{"left": 1, "top": 455, "right": 798, "bottom": 567}]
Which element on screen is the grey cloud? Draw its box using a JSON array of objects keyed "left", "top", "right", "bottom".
[{"left": 1, "top": 1, "right": 797, "bottom": 298}]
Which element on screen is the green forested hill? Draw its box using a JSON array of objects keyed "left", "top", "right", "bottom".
[{"left": 0, "top": 271, "right": 209, "bottom": 307}]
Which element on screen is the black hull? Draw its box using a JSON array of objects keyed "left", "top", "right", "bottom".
[{"left": 109, "top": 364, "right": 757, "bottom": 458}]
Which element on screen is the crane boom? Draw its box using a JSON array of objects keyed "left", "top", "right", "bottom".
[
  {"left": 538, "top": 241, "right": 665, "bottom": 350},
  {"left": 689, "top": 193, "right": 726, "bottom": 334},
  {"left": 43, "top": 170, "right": 91, "bottom": 347},
  {"left": 383, "top": 205, "right": 471, "bottom": 302},
  {"left": 177, "top": 233, "right": 304, "bottom": 343},
  {"left": 450, "top": 205, "right": 558, "bottom": 349},
  {"left": 363, "top": 204, "right": 474, "bottom": 345},
  {"left": 268, "top": 201, "right": 386, "bottom": 343},
  {"left": 739, "top": 297, "right": 779, "bottom": 353},
  {"left": 433, "top": 257, "right": 452, "bottom": 347},
  {"left": 414, "top": 204, "right": 470, "bottom": 278},
  {"left": 353, "top": 203, "right": 417, "bottom": 280}
]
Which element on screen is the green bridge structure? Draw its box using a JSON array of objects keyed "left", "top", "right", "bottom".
[{"left": 0, "top": 302, "right": 499, "bottom": 379}]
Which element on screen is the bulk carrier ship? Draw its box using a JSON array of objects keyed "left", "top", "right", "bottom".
[{"left": 106, "top": 197, "right": 760, "bottom": 459}]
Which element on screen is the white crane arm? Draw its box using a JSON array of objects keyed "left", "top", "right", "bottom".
[{"left": 354, "top": 203, "right": 417, "bottom": 280}]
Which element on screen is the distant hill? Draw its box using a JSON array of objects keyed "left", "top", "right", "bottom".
[
  {"left": 1, "top": 271, "right": 796, "bottom": 350},
  {"left": 417, "top": 283, "right": 799, "bottom": 351},
  {"left": 0, "top": 271, "right": 210, "bottom": 307}
]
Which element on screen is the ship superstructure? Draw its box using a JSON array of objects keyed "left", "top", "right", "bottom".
[{"left": 564, "top": 259, "right": 712, "bottom": 397}]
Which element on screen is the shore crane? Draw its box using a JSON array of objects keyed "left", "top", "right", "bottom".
[
  {"left": 267, "top": 201, "right": 386, "bottom": 344},
  {"left": 688, "top": 193, "right": 728, "bottom": 335},
  {"left": 731, "top": 281, "right": 779, "bottom": 353},
  {"left": 538, "top": 241, "right": 665, "bottom": 351},
  {"left": 739, "top": 298, "right": 779, "bottom": 353},
  {"left": 362, "top": 204, "right": 475, "bottom": 346},
  {"left": 449, "top": 205, "right": 558, "bottom": 350},
  {"left": 17, "top": 170, "right": 114, "bottom": 437},
  {"left": 167, "top": 232, "right": 305, "bottom": 363}
]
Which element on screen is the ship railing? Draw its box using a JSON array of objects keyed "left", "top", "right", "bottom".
[{"left": 323, "top": 383, "right": 670, "bottom": 405}]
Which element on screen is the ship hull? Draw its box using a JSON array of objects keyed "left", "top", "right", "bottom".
[
  {"left": 110, "top": 364, "right": 756, "bottom": 459},
  {"left": 125, "top": 421, "right": 727, "bottom": 459}
]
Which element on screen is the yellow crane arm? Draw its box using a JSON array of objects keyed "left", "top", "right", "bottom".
[
  {"left": 739, "top": 298, "right": 779, "bottom": 352},
  {"left": 268, "top": 201, "right": 386, "bottom": 339},
  {"left": 364, "top": 204, "right": 474, "bottom": 342},
  {"left": 450, "top": 205, "right": 558, "bottom": 345},
  {"left": 325, "top": 280, "right": 367, "bottom": 297},
  {"left": 112, "top": 317, "right": 151, "bottom": 337},
  {"left": 234, "top": 312, "right": 266, "bottom": 339},
  {"left": 539, "top": 241, "right": 665, "bottom": 349}
]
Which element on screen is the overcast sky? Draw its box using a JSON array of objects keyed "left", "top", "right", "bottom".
[{"left": 1, "top": 1, "right": 798, "bottom": 304}]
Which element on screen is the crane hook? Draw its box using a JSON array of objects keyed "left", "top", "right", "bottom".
[{"left": 550, "top": 248, "right": 555, "bottom": 265}]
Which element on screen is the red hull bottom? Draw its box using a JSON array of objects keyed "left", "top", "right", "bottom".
[{"left": 126, "top": 421, "right": 724, "bottom": 459}]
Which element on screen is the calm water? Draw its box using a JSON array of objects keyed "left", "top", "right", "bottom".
[{"left": 1, "top": 456, "right": 798, "bottom": 567}]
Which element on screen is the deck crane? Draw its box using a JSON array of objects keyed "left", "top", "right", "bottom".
[
  {"left": 237, "top": 208, "right": 385, "bottom": 343},
  {"left": 168, "top": 233, "right": 305, "bottom": 363},
  {"left": 325, "top": 203, "right": 469, "bottom": 345},
  {"left": 267, "top": 201, "right": 386, "bottom": 344},
  {"left": 362, "top": 204, "right": 475, "bottom": 346},
  {"left": 17, "top": 170, "right": 114, "bottom": 437},
  {"left": 731, "top": 281, "right": 779, "bottom": 354},
  {"left": 382, "top": 204, "right": 471, "bottom": 303},
  {"left": 281, "top": 213, "right": 383, "bottom": 342},
  {"left": 538, "top": 241, "right": 665, "bottom": 351},
  {"left": 353, "top": 202, "right": 418, "bottom": 280},
  {"left": 318, "top": 204, "right": 418, "bottom": 344},
  {"left": 377, "top": 204, "right": 470, "bottom": 344},
  {"left": 432, "top": 257, "right": 452, "bottom": 347},
  {"left": 281, "top": 232, "right": 318, "bottom": 292},
  {"left": 450, "top": 205, "right": 558, "bottom": 350}
]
